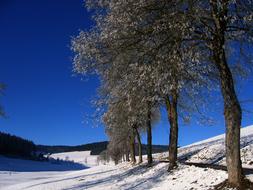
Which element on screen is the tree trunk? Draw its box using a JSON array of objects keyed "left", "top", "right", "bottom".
[
  {"left": 166, "top": 91, "right": 178, "bottom": 170},
  {"left": 134, "top": 127, "right": 143, "bottom": 163},
  {"left": 210, "top": 1, "right": 243, "bottom": 187},
  {"left": 126, "top": 151, "right": 130, "bottom": 162},
  {"left": 217, "top": 50, "right": 243, "bottom": 187},
  {"left": 147, "top": 108, "right": 153, "bottom": 165},
  {"left": 129, "top": 130, "right": 136, "bottom": 164}
]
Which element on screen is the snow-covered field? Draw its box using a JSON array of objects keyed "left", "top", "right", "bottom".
[
  {"left": 1, "top": 125, "right": 253, "bottom": 190},
  {"left": 50, "top": 151, "right": 99, "bottom": 167}
]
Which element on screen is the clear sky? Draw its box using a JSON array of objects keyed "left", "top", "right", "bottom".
[{"left": 0, "top": 0, "right": 252, "bottom": 146}]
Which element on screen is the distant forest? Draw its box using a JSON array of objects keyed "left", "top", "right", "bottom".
[
  {"left": 37, "top": 141, "right": 109, "bottom": 155},
  {"left": 0, "top": 132, "right": 36, "bottom": 158},
  {"left": 0, "top": 132, "right": 168, "bottom": 158},
  {"left": 37, "top": 142, "right": 168, "bottom": 155}
]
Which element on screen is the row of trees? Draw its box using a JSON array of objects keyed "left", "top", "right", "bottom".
[{"left": 72, "top": 0, "right": 253, "bottom": 188}]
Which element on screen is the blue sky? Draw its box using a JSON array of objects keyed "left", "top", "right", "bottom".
[{"left": 0, "top": 0, "right": 252, "bottom": 146}]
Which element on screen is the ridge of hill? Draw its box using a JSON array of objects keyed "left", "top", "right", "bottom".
[{"left": 37, "top": 141, "right": 168, "bottom": 155}]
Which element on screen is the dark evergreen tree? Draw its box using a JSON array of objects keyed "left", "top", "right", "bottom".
[{"left": 0, "top": 132, "right": 36, "bottom": 158}]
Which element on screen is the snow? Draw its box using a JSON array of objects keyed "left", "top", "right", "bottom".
[
  {"left": 1, "top": 125, "right": 253, "bottom": 190},
  {"left": 184, "top": 125, "right": 253, "bottom": 148},
  {"left": 50, "top": 151, "right": 99, "bottom": 167}
]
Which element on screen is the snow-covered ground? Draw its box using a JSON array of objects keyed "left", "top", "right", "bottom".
[
  {"left": 1, "top": 125, "right": 253, "bottom": 190},
  {"left": 50, "top": 151, "right": 99, "bottom": 167}
]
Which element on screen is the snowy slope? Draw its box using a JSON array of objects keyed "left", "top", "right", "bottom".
[
  {"left": 179, "top": 125, "right": 253, "bottom": 166},
  {"left": 1, "top": 125, "right": 253, "bottom": 190},
  {"left": 185, "top": 125, "right": 253, "bottom": 147},
  {"left": 0, "top": 155, "right": 86, "bottom": 172},
  {"left": 50, "top": 151, "right": 99, "bottom": 167}
]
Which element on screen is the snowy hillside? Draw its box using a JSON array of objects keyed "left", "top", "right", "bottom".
[
  {"left": 1, "top": 125, "right": 253, "bottom": 190},
  {"left": 179, "top": 125, "right": 253, "bottom": 166},
  {"left": 50, "top": 151, "right": 99, "bottom": 167}
]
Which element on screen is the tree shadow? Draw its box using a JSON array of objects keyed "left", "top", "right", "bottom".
[
  {"left": 183, "top": 161, "right": 253, "bottom": 175},
  {"left": 24, "top": 169, "right": 117, "bottom": 189},
  {"left": 119, "top": 163, "right": 167, "bottom": 190},
  {"left": 0, "top": 156, "right": 88, "bottom": 172},
  {"left": 178, "top": 148, "right": 204, "bottom": 162},
  {"left": 177, "top": 134, "right": 253, "bottom": 165},
  {"left": 65, "top": 162, "right": 167, "bottom": 190}
]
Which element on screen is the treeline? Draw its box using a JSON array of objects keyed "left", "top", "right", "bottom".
[
  {"left": 0, "top": 132, "right": 36, "bottom": 158},
  {"left": 72, "top": 0, "right": 253, "bottom": 188},
  {"left": 37, "top": 141, "right": 109, "bottom": 155},
  {"left": 37, "top": 141, "right": 168, "bottom": 155}
]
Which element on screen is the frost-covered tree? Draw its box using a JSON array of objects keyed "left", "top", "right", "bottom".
[
  {"left": 183, "top": 0, "right": 253, "bottom": 187},
  {"left": 72, "top": 1, "right": 253, "bottom": 186},
  {"left": 102, "top": 70, "right": 160, "bottom": 165},
  {"left": 72, "top": 0, "right": 213, "bottom": 170},
  {"left": 103, "top": 99, "right": 131, "bottom": 164}
]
